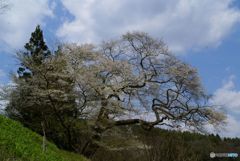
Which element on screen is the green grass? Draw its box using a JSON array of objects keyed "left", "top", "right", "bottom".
[{"left": 0, "top": 115, "right": 89, "bottom": 161}]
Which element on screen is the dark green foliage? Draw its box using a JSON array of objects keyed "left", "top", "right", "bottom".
[
  {"left": 0, "top": 114, "right": 89, "bottom": 161},
  {"left": 17, "top": 25, "right": 50, "bottom": 78},
  {"left": 91, "top": 126, "right": 240, "bottom": 161}
]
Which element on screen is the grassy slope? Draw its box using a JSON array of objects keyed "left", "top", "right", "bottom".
[{"left": 0, "top": 115, "right": 89, "bottom": 161}]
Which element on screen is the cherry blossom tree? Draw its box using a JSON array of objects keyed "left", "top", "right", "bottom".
[{"left": 62, "top": 32, "right": 225, "bottom": 135}]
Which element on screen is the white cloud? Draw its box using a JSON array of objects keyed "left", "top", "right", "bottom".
[
  {"left": 210, "top": 75, "right": 240, "bottom": 137},
  {"left": 0, "top": 0, "right": 53, "bottom": 52},
  {"left": 205, "top": 114, "right": 240, "bottom": 138},
  {"left": 220, "top": 114, "right": 240, "bottom": 138},
  {"left": 212, "top": 75, "right": 240, "bottom": 114},
  {"left": 57, "top": 0, "right": 240, "bottom": 53}
]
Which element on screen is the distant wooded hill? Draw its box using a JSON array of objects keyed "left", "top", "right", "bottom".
[{"left": 92, "top": 125, "right": 240, "bottom": 161}]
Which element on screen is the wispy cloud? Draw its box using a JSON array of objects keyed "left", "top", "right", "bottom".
[
  {"left": 57, "top": 0, "right": 240, "bottom": 53},
  {"left": 212, "top": 75, "right": 240, "bottom": 114},
  {"left": 211, "top": 75, "right": 240, "bottom": 137},
  {"left": 0, "top": 0, "right": 53, "bottom": 52}
]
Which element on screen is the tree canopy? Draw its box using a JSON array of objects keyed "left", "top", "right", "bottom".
[
  {"left": 2, "top": 28, "right": 226, "bottom": 157},
  {"left": 5, "top": 25, "right": 77, "bottom": 151},
  {"left": 61, "top": 32, "right": 225, "bottom": 133},
  {"left": 17, "top": 25, "right": 51, "bottom": 78}
]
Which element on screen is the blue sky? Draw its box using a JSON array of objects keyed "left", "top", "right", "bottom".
[{"left": 0, "top": 0, "right": 240, "bottom": 137}]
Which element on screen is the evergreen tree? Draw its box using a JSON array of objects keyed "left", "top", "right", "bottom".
[
  {"left": 7, "top": 25, "right": 51, "bottom": 124},
  {"left": 17, "top": 25, "right": 50, "bottom": 78},
  {"left": 6, "top": 25, "right": 78, "bottom": 150}
]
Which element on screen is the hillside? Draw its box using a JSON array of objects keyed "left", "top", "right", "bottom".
[{"left": 0, "top": 115, "right": 89, "bottom": 161}]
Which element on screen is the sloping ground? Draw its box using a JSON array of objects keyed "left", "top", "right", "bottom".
[{"left": 0, "top": 115, "right": 89, "bottom": 161}]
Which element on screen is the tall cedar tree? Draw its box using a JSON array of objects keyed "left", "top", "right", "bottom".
[
  {"left": 17, "top": 25, "right": 51, "bottom": 78},
  {"left": 7, "top": 25, "right": 51, "bottom": 124}
]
